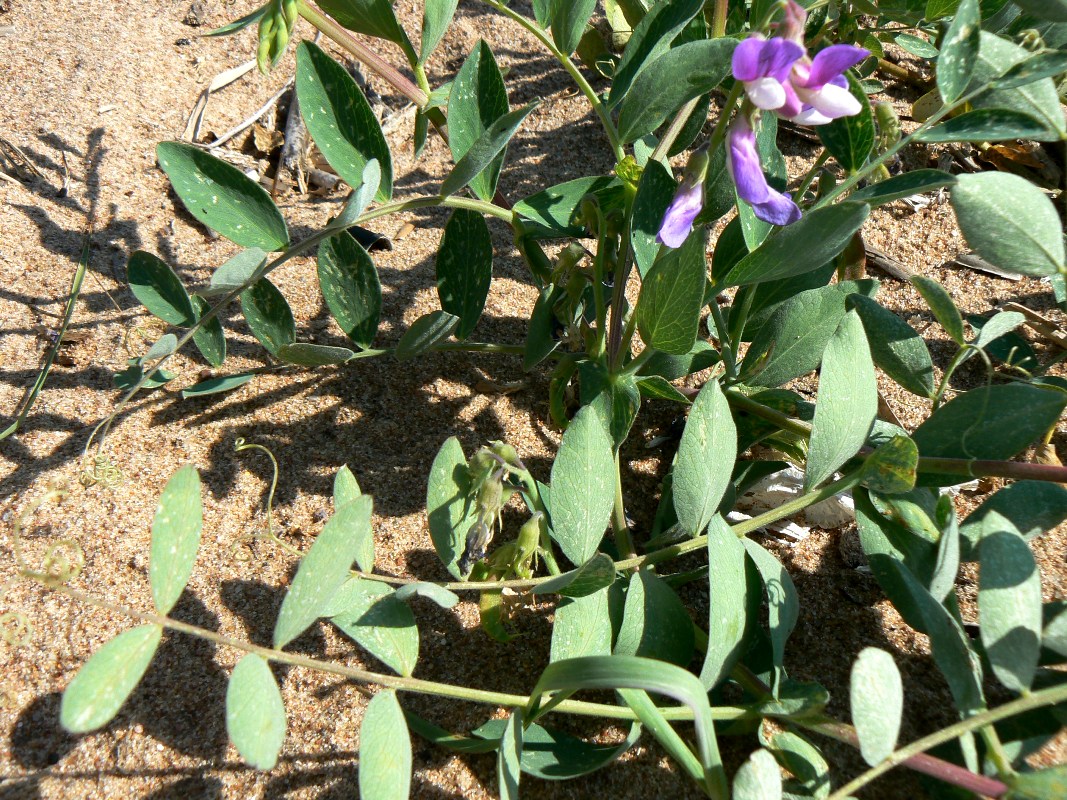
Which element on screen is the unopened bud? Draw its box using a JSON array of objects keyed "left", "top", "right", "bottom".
[
  {"left": 517, "top": 512, "right": 546, "bottom": 555},
  {"left": 578, "top": 195, "right": 601, "bottom": 235},
  {"left": 281, "top": 0, "right": 299, "bottom": 31},
  {"left": 490, "top": 441, "right": 522, "bottom": 469},
  {"left": 476, "top": 473, "right": 504, "bottom": 516},
  {"left": 682, "top": 144, "right": 710, "bottom": 186},
  {"left": 256, "top": 13, "right": 277, "bottom": 74},
  {"left": 874, "top": 102, "right": 901, "bottom": 148}
]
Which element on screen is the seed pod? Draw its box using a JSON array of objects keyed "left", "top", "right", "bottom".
[
  {"left": 281, "top": 0, "right": 299, "bottom": 31},
  {"left": 256, "top": 12, "right": 277, "bottom": 74}
]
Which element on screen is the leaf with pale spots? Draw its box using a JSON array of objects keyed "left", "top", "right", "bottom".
[
  {"left": 296, "top": 41, "right": 393, "bottom": 202},
  {"left": 149, "top": 465, "right": 203, "bottom": 615},
  {"left": 156, "top": 142, "right": 289, "bottom": 251}
]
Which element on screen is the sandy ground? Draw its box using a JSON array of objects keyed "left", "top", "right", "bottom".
[{"left": 0, "top": 1, "right": 1064, "bottom": 798}]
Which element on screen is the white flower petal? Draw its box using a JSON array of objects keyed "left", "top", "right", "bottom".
[
  {"left": 745, "top": 77, "right": 786, "bottom": 111},
  {"left": 808, "top": 82, "right": 861, "bottom": 118}
]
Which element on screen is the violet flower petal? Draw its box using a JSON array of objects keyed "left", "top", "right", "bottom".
[
  {"left": 726, "top": 118, "right": 801, "bottom": 226},
  {"left": 752, "top": 193, "right": 802, "bottom": 226},
  {"left": 805, "top": 44, "right": 869, "bottom": 88},
  {"left": 733, "top": 37, "right": 804, "bottom": 83},
  {"left": 656, "top": 181, "right": 704, "bottom": 248}
]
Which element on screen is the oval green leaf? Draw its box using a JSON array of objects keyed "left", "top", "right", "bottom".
[
  {"left": 979, "top": 526, "right": 1043, "bottom": 693},
  {"left": 127, "top": 250, "right": 196, "bottom": 326},
  {"left": 441, "top": 101, "right": 539, "bottom": 197},
  {"left": 318, "top": 230, "right": 382, "bottom": 349},
  {"left": 721, "top": 202, "right": 870, "bottom": 287},
  {"left": 277, "top": 342, "right": 356, "bottom": 366},
  {"left": 240, "top": 278, "right": 295, "bottom": 357},
  {"left": 614, "top": 570, "right": 695, "bottom": 667},
  {"left": 359, "top": 690, "right": 412, "bottom": 800},
  {"left": 437, "top": 209, "right": 493, "bottom": 339},
  {"left": 273, "top": 494, "right": 373, "bottom": 649},
  {"left": 328, "top": 579, "right": 418, "bottom": 677},
  {"left": 850, "top": 647, "right": 903, "bottom": 765},
  {"left": 156, "top": 142, "right": 289, "bottom": 251},
  {"left": 636, "top": 230, "right": 707, "bottom": 355},
  {"left": 296, "top": 41, "right": 393, "bottom": 201},
  {"left": 426, "top": 437, "right": 476, "bottom": 579},
  {"left": 700, "top": 516, "right": 749, "bottom": 690},
  {"left": 673, "top": 379, "right": 737, "bottom": 537},
  {"left": 550, "top": 588, "right": 613, "bottom": 661},
  {"left": 950, "top": 171, "right": 1065, "bottom": 278},
  {"left": 448, "top": 40, "right": 509, "bottom": 202},
  {"left": 60, "top": 625, "right": 163, "bottom": 733},
  {"left": 548, "top": 405, "right": 615, "bottom": 565},
  {"left": 805, "top": 310, "right": 877, "bottom": 491},
  {"left": 849, "top": 294, "right": 935, "bottom": 397},
  {"left": 190, "top": 296, "right": 227, "bottom": 367},
  {"left": 617, "top": 39, "right": 737, "bottom": 144},
  {"left": 396, "top": 310, "right": 459, "bottom": 361},
  {"left": 334, "top": 464, "right": 362, "bottom": 508},
  {"left": 226, "top": 653, "right": 287, "bottom": 770},
  {"left": 733, "top": 748, "right": 783, "bottom": 800},
  {"left": 149, "top": 465, "right": 203, "bottom": 615}
]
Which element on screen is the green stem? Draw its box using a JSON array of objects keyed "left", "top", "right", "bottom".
[
  {"left": 592, "top": 225, "right": 609, "bottom": 358},
  {"left": 710, "top": 0, "right": 729, "bottom": 38},
  {"left": 708, "top": 295, "right": 737, "bottom": 381},
  {"left": 432, "top": 342, "right": 525, "bottom": 356},
  {"left": 481, "top": 0, "right": 625, "bottom": 162},
  {"left": 612, "top": 451, "right": 637, "bottom": 560},
  {"left": 299, "top": 2, "right": 425, "bottom": 108},
  {"left": 793, "top": 150, "right": 831, "bottom": 204},
  {"left": 608, "top": 187, "right": 637, "bottom": 371},
  {"left": 48, "top": 580, "right": 752, "bottom": 724},
  {"left": 818, "top": 679, "right": 1067, "bottom": 800}
]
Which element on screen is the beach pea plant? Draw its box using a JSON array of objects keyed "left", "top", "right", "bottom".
[{"left": 13, "top": 0, "right": 1067, "bottom": 796}]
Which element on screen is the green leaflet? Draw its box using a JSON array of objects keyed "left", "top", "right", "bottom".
[
  {"left": 548, "top": 405, "right": 615, "bottom": 565},
  {"left": 436, "top": 209, "right": 493, "bottom": 339},
  {"left": 156, "top": 143, "right": 289, "bottom": 251},
  {"left": 226, "top": 654, "right": 287, "bottom": 770},
  {"left": 273, "top": 495, "right": 374, "bottom": 649},
  {"left": 60, "top": 625, "right": 163, "bottom": 733},
  {"left": 148, "top": 465, "right": 203, "bottom": 615},
  {"left": 850, "top": 648, "right": 903, "bottom": 765},
  {"left": 358, "top": 691, "right": 412, "bottom": 800},
  {"left": 318, "top": 230, "right": 382, "bottom": 349},
  {"left": 447, "top": 41, "right": 509, "bottom": 202},
  {"left": 297, "top": 41, "right": 393, "bottom": 201}
]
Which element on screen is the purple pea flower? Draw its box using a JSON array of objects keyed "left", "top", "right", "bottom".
[
  {"left": 657, "top": 147, "right": 710, "bottom": 249},
  {"left": 726, "top": 116, "right": 801, "bottom": 227},
  {"left": 782, "top": 44, "right": 870, "bottom": 125},
  {"left": 732, "top": 36, "right": 805, "bottom": 113},
  {"left": 656, "top": 180, "right": 704, "bottom": 248}
]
